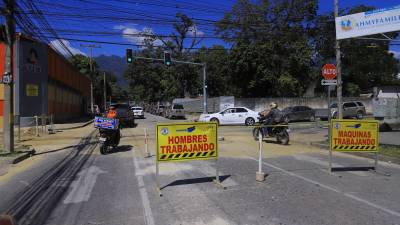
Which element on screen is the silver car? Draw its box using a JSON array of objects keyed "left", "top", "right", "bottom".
[
  {"left": 331, "top": 101, "right": 366, "bottom": 119},
  {"left": 131, "top": 106, "right": 144, "bottom": 119},
  {"left": 165, "top": 104, "right": 185, "bottom": 119}
]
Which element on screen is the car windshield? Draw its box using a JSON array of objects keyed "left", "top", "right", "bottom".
[
  {"left": 112, "top": 104, "right": 129, "bottom": 113},
  {"left": 173, "top": 104, "right": 184, "bottom": 109},
  {"left": 159, "top": 105, "right": 165, "bottom": 108},
  {"left": 282, "top": 107, "right": 292, "bottom": 112},
  {"left": 132, "top": 107, "right": 142, "bottom": 110}
]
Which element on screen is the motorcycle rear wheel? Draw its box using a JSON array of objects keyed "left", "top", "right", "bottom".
[{"left": 100, "top": 143, "right": 108, "bottom": 154}]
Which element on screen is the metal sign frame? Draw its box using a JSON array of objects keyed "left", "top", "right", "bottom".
[
  {"left": 155, "top": 122, "right": 224, "bottom": 196},
  {"left": 329, "top": 119, "right": 379, "bottom": 172}
]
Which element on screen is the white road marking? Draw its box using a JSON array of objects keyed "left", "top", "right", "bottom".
[
  {"left": 63, "top": 166, "right": 106, "bottom": 204},
  {"left": 249, "top": 157, "right": 400, "bottom": 218},
  {"left": 133, "top": 154, "right": 155, "bottom": 225}
]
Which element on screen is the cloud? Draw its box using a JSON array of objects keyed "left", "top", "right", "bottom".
[
  {"left": 187, "top": 25, "right": 204, "bottom": 37},
  {"left": 50, "top": 39, "right": 86, "bottom": 56},
  {"left": 114, "top": 25, "right": 163, "bottom": 47}
]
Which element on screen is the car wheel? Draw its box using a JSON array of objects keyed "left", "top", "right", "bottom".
[
  {"left": 309, "top": 115, "right": 315, "bottom": 122},
  {"left": 356, "top": 111, "right": 364, "bottom": 120},
  {"left": 245, "top": 117, "right": 255, "bottom": 126},
  {"left": 210, "top": 118, "right": 219, "bottom": 125}
]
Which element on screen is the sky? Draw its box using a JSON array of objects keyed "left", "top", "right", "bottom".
[{"left": 22, "top": 0, "right": 400, "bottom": 58}]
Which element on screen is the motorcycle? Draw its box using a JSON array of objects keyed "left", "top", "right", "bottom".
[
  {"left": 99, "top": 128, "right": 120, "bottom": 154},
  {"left": 252, "top": 116, "right": 290, "bottom": 145},
  {"left": 94, "top": 116, "right": 121, "bottom": 154}
]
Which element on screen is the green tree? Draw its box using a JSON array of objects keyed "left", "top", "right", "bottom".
[
  {"left": 70, "top": 54, "right": 123, "bottom": 108},
  {"left": 216, "top": 0, "right": 318, "bottom": 97}
]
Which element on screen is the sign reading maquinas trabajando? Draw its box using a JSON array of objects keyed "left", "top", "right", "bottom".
[
  {"left": 336, "top": 5, "right": 400, "bottom": 40},
  {"left": 156, "top": 122, "right": 218, "bottom": 162},
  {"left": 330, "top": 120, "right": 379, "bottom": 152}
]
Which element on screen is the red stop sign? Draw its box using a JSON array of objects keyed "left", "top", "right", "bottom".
[{"left": 322, "top": 64, "right": 337, "bottom": 80}]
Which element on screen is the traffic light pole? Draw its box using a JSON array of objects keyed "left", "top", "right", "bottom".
[
  {"left": 133, "top": 56, "right": 208, "bottom": 114},
  {"left": 3, "top": 0, "right": 15, "bottom": 153}
]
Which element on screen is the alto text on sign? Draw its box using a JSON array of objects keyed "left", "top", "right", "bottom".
[
  {"left": 156, "top": 122, "right": 218, "bottom": 162},
  {"left": 330, "top": 120, "right": 378, "bottom": 152},
  {"left": 322, "top": 64, "right": 337, "bottom": 80}
]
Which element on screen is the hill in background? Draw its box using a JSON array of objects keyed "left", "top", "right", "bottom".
[{"left": 95, "top": 55, "right": 127, "bottom": 87}]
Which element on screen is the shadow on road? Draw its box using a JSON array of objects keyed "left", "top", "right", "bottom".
[
  {"left": 4, "top": 131, "right": 98, "bottom": 225},
  {"left": 105, "top": 145, "right": 133, "bottom": 155},
  {"left": 160, "top": 175, "right": 231, "bottom": 190},
  {"left": 331, "top": 166, "right": 375, "bottom": 172},
  {"left": 33, "top": 142, "right": 98, "bottom": 156}
]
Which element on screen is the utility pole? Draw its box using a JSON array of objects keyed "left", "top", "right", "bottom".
[
  {"left": 203, "top": 63, "right": 207, "bottom": 114},
  {"left": 80, "top": 44, "right": 101, "bottom": 115},
  {"left": 334, "top": 0, "right": 343, "bottom": 119},
  {"left": 2, "top": 0, "right": 15, "bottom": 153},
  {"left": 103, "top": 71, "right": 106, "bottom": 112}
]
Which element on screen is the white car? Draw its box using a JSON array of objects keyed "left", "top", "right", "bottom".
[
  {"left": 131, "top": 106, "right": 144, "bottom": 119},
  {"left": 199, "top": 107, "right": 259, "bottom": 125}
]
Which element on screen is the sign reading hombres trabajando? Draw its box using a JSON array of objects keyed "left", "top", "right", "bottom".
[
  {"left": 330, "top": 120, "right": 379, "bottom": 152},
  {"left": 156, "top": 122, "right": 218, "bottom": 162}
]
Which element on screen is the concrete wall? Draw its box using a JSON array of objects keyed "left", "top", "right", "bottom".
[
  {"left": 178, "top": 96, "right": 373, "bottom": 114},
  {"left": 175, "top": 96, "right": 235, "bottom": 113},
  {"left": 236, "top": 97, "right": 373, "bottom": 113}
]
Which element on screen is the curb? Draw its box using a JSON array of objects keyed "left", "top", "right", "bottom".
[
  {"left": 12, "top": 149, "right": 36, "bottom": 164},
  {"left": 56, "top": 120, "right": 93, "bottom": 131}
]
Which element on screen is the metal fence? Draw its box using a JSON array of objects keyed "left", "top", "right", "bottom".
[{"left": 14, "top": 114, "right": 55, "bottom": 142}]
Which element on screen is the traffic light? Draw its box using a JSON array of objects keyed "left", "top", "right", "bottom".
[
  {"left": 164, "top": 51, "right": 172, "bottom": 66},
  {"left": 126, "top": 49, "right": 133, "bottom": 63}
]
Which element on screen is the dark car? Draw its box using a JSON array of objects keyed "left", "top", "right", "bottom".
[
  {"left": 111, "top": 103, "right": 135, "bottom": 127},
  {"left": 282, "top": 106, "right": 315, "bottom": 123}
]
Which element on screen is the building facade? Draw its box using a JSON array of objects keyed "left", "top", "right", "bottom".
[{"left": 0, "top": 35, "right": 90, "bottom": 127}]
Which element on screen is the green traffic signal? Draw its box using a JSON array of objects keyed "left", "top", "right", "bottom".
[
  {"left": 126, "top": 49, "right": 133, "bottom": 64},
  {"left": 164, "top": 52, "right": 172, "bottom": 66}
]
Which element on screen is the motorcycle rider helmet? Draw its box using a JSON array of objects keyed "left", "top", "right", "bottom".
[
  {"left": 269, "top": 102, "right": 278, "bottom": 109},
  {"left": 109, "top": 105, "right": 116, "bottom": 110}
]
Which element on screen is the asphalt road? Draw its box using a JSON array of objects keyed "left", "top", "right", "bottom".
[{"left": 1, "top": 114, "right": 400, "bottom": 225}]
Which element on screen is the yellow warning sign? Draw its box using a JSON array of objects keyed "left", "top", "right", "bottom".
[
  {"left": 330, "top": 119, "right": 379, "bottom": 152},
  {"left": 156, "top": 122, "right": 218, "bottom": 162}
]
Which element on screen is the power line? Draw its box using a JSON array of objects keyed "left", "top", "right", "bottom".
[{"left": 39, "top": 35, "right": 231, "bottom": 51}]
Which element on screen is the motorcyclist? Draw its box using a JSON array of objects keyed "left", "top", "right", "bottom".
[
  {"left": 104, "top": 105, "right": 121, "bottom": 148},
  {"left": 260, "top": 102, "right": 283, "bottom": 135},
  {"left": 107, "top": 105, "right": 117, "bottom": 119}
]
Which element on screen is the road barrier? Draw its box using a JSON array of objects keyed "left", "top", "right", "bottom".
[
  {"left": 155, "top": 122, "right": 223, "bottom": 196},
  {"left": 144, "top": 128, "right": 150, "bottom": 158},
  {"left": 329, "top": 119, "right": 379, "bottom": 172}
]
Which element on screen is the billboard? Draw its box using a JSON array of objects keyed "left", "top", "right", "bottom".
[
  {"left": 336, "top": 5, "right": 400, "bottom": 40},
  {"left": 156, "top": 122, "right": 218, "bottom": 162}
]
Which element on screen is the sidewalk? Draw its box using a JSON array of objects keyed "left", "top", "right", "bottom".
[{"left": 0, "top": 120, "right": 96, "bottom": 178}]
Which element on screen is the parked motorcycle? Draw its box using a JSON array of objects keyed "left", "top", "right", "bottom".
[
  {"left": 252, "top": 116, "right": 290, "bottom": 145},
  {"left": 94, "top": 117, "right": 121, "bottom": 154}
]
